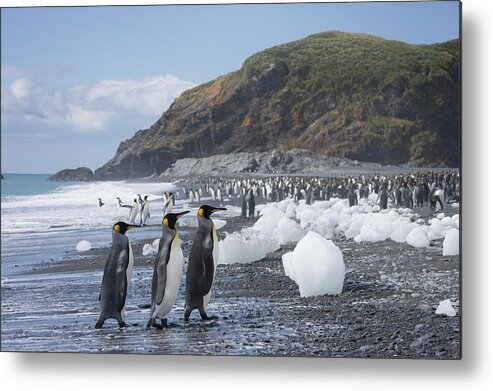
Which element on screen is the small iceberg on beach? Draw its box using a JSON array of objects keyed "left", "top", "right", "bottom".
[
  {"left": 282, "top": 231, "right": 345, "bottom": 297},
  {"left": 442, "top": 228, "right": 459, "bottom": 256},
  {"left": 435, "top": 299, "right": 457, "bottom": 317},
  {"left": 76, "top": 240, "right": 92, "bottom": 252},
  {"left": 143, "top": 238, "right": 160, "bottom": 256},
  {"left": 406, "top": 227, "right": 430, "bottom": 248}
]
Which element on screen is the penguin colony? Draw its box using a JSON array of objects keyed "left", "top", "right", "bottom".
[{"left": 96, "top": 170, "right": 459, "bottom": 328}]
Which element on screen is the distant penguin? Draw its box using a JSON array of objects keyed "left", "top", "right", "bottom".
[
  {"left": 347, "top": 187, "right": 358, "bottom": 207},
  {"left": 241, "top": 189, "right": 247, "bottom": 218},
  {"left": 164, "top": 192, "right": 175, "bottom": 215},
  {"left": 141, "top": 195, "right": 151, "bottom": 225},
  {"left": 95, "top": 221, "right": 139, "bottom": 329},
  {"left": 137, "top": 194, "right": 145, "bottom": 224},
  {"left": 98, "top": 198, "right": 105, "bottom": 208},
  {"left": 246, "top": 188, "right": 255, "bottom": 219},
  {"left": 429, "top": 183, "right": 444, "bottom": 211},
  {"left": 378, "top": 187, "right": 389, "bottom": 210},
  {"left": 147, "top": 211, "right": 190, "bottom": 329},
  {"left": 184, "top": 205, "right": 226, "bottom": 321},
  {"left": 129, "top": 199, "right": 139, "bottom": 224},
  {"left": 116, "top": 197, "right": 132, "bottom": 210}
]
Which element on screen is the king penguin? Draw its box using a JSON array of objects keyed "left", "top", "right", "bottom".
[
  {"left": 95, "top": 221, "right": 139, "bottom": 329},
  {"left": 184, "top": 205, "right": 226, "bottom": 321},
  {"left": 147, "top": 211, "right": 190, "bottom": 329},
  {"left": 141, "top": 195, "right": 151, "bottom": 225},
  {"left": 129, "top": 198, "right": 139, "bottom": 224}
]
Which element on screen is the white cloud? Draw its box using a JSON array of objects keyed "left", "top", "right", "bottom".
[
  {"left": 10, "top": 78, "right": 31, "bottom": 99},
  {"left": 1, "top": 74, "right": 196, "bottom": 133},
  {"left": 65, "top": 104, "right": 116, "bottom": 131}
]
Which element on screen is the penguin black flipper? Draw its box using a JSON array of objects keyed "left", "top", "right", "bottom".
[
  {"left": 202, "top": 251, "right": 215, "bottom": 296},
  {"left": 115, "top": 251, "right": 130, "bottom": 312},
  {"left": 155, "top": 239, "right": 171, "bottom": 306}
]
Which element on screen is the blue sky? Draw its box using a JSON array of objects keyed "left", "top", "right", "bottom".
[{"left": 1, "top": 1, "right": 460, "bottom": 174}]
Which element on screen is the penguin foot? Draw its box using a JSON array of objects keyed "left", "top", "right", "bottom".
[
  {"left": 95, "top": 321, "right": 104, "bottom": 329},
  {"left": 146, "top": 319, "right": 164, "bottom": 329},
  {"left": 161, "top": 319, "right": 168, "bottom": 328},
  {"left": 118, "top": 322, "right": 127, "bottom": 328},
  {"left": 200, "top": 315, "right": 218, "bottom": 321}
]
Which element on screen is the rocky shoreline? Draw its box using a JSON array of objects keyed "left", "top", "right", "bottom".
[{"left": 5, "top": 196, "right": 460, "bottom": 358}]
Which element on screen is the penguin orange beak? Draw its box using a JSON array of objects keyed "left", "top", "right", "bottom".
[
  {"left": 211, "top": 207, "right": 227, "bottom": 213},
  {"left": 126, "top": 225, "right": 140, "bottom": 230},
  {"left": 177, "top": 211, "right": 190, "bottom": 219}
]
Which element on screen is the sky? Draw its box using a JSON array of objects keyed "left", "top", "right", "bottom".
[{"left": 1, "top": 1, "right": 460, "bottom": 174}]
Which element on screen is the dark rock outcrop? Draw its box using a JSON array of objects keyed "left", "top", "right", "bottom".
[
  {"left": 162, "top": 149, "right": 384, "bottom": 177},
  {"left": 95, "top": 32, "right": 460, "bottom": 180},
  {"left": 48, "top": 167, "right": 94, "bottom": 182}
]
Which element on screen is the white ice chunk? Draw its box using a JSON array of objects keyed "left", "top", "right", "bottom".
[
  {"left": 430, "top": 218, "right": 447, "bottom": 238},
  {"left": 76, "top": 240, "right": 92, "bottom": 252},
  {"left": 390, "top": 221, "right": 418, "bottom": 243},
  {"left": 143, "top": 238, "right": 160, "bottom": 256},
  {"left": 406, "top": 227, "right": 430, "bottom": 248},
  {"left": 218, "top": 228, "right": 279, "bottom": 264},
  {"left": 274, "top": 216, "right": 305, "bottom": 245},
  {"left": 254, "top": 206, "right": 285, "bottom": 234},
  {"left": 354, "top": 213, "right": 394, "bottom": 243},
  {"left": 310, "top": 213, "right": 337, "bottom": 239},
  {"left": 282, "top": 231, "right": 345, "bottom": 297},
  {"left": 435, "top": 299, "right": 457, "bottom": 317},
  {"left": 436, "top": 212, "right": 445, "bottom": 220},
  {"left": 299, "top": 208, "right": 321, "bottom": 229},
  {"left": 442, "top": 228, "right": 459, "bottom": 256}
]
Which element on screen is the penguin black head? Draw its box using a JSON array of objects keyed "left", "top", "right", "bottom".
[
  {"left": 163, "top": 211, "right": 190, "bottom": 229},
  {"left": 113, "top": 221, "right": 139, "bottom": 235},
  {"left": 198, "top": 205, "right": 227, "bottom": 219}
]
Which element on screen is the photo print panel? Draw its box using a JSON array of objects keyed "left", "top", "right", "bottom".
[{"left": 1, "top": 0, "right": 461, "bottom": 359}]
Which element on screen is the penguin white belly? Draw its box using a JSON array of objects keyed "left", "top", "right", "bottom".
[
  {"left": 121, "top": 240, "right": 134, "bottom": 319},
  {"left": 203, "top": 225, "right": 219, "bottom": 310},
  {"left": 129, "top": 205, "right": 138, "bottom": 223},
  {"left": 153, "top": 237, "right": 184, "bottom": 319},
  {"left": 142, "top": 203, "right": 150, "bottom": 223}
]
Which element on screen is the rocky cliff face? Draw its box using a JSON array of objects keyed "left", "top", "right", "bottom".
[{"left": 95, "top": 32, "right": 460, "bottom": 180}]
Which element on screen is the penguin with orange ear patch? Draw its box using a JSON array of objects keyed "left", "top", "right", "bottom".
[
  {"left": 95, "top": 221, "right": 139, "bottom": 329},
  {"left": 147, "top": 211, "right": 189, "bottom": 329},
  {"left": 185, "top": 205, "right": 226, "bottom": 322}
]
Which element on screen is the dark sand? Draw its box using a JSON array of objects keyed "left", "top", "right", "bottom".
[{"left": 2, "top": 197, "right": 460, "bottom": 358}]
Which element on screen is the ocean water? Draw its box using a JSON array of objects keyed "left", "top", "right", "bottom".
[
  {"left": 1, "top": 173, "right": 67, "bottom": 198},
  {"left": 1, "top": 174, "right": 178, "bottom": 276}
]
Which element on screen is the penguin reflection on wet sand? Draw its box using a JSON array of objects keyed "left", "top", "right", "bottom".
[
  {"left": 147, "top": 211, "right": 190, "bottom": 329},
  {"left": 185, "top": 205, "right": 226, "bottom": 322},
  {"left": 95, "top": 221, "right": 139, "bottom": 329}
]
